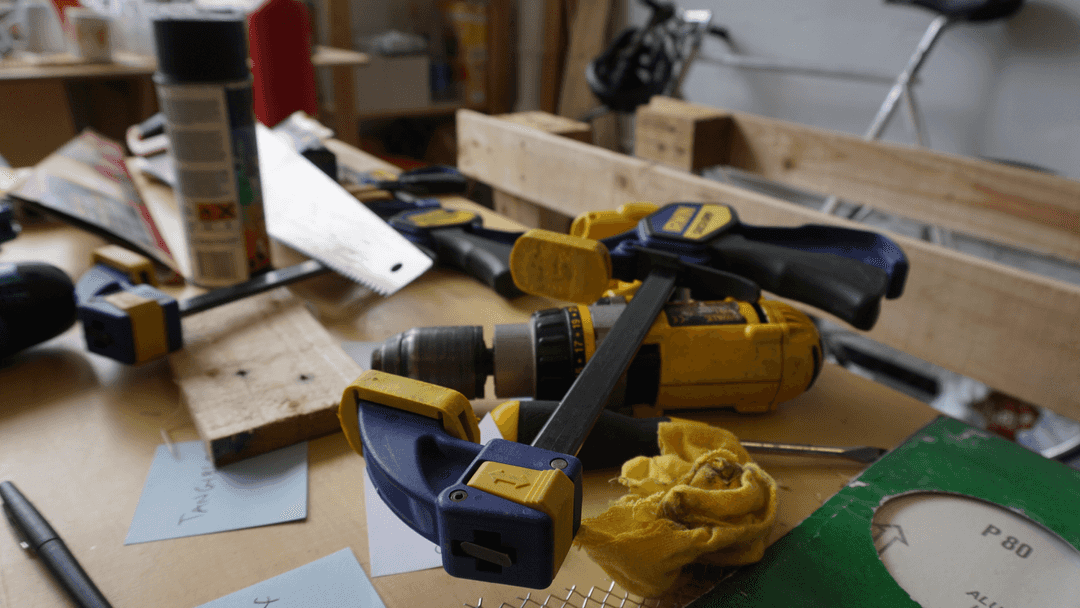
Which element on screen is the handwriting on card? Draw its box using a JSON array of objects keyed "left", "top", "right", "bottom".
[{"left": 178, "top": 465, "right": 216, "bottom": 525}]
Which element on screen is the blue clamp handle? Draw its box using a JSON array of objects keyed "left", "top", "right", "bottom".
[
  {"left": 600, "top": 203, "right": 909, "bottom": 330},
  {"left": 352, "top": 393, "right": 582, "bottom": 589}
]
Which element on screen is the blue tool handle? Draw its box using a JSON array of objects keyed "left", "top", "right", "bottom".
[
  {"left": 736, "top": 224, "right": 908, "bottom": 299},
  {"left": 710, "top": 234, "right": 891, "bottom": 331},
  {"left": 354, "top": 395, "right": 583, "bottom": 588},
  {"left": 428, "top": 228, "right": 523, "bottom": 298}
]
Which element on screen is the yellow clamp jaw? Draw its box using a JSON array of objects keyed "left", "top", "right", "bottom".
[
  {"left": 510, "top": 230, "right": 613, "bottom": 303},
  {"left": 339, "top": 369, "right": 482, "bottom": 456}
]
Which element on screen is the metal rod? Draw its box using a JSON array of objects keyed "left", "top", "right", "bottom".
[
  {"left": 864, "top": 15, "right": 951, "bottom": 141},
  {"left": 698, "top": 53, "right": 906, "bottom": 85},
  {"left": 531, "top": 268, "right": 678, "bottom": 456},
  {"left": 742, "top": 441, "right": 886, "bottom": 464},
  {"left": 178, "top": 259, "right": 330, "bottom": 316},
  {"left": 901, "top": 84, "right": 929, "bottom": 148}
]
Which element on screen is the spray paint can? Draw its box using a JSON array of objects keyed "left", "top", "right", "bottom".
[{"left": 152, "top": 8, "right": 271, "bottom": 287}]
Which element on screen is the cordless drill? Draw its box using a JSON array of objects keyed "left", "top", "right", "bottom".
[{"left": 370, "top": 293, "right": 823, "bottom": 414}]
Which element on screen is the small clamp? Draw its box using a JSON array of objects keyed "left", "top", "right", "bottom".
[{"left": 340, "top": 370, "right": 582, "bottom": 589}]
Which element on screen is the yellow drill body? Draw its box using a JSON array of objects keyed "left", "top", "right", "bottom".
[{"left": 571, "top": 296, "right": 822, "bottom": 415}]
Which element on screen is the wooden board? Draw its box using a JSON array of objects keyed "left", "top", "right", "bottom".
[
  {"left": 486, "top": 0, "right": 515, "bottom": 114},
  {"left": 169, "top": 287, "right": 363, "bottom": 466},
  {"left": 497, "top": 110, "right": 593, "bottom": 142},
  {"left": 641, "top": 97, "right": 1080, "bottom": 265},
  {"left": 493, "top": 189, "right": 573, "bottom": 232},
  {"left": 326, "top": 0, "right": 359, "bottom": 145},
  {"left": 487, "top": 111, "right": 591, "bottom": 229},
  {"left": 539, "top": 0, "right": 569, "bottom": 114},
  {"left": 635, "top": 97, "right": 733, "bottom": 172},
  {"left": 456, "top": 109, "right": 1080, "bottom": 419},
  {"left": 557, "top": 0, "right": 621, "bottom": 150},
  {"left": 556, "top": 0, "right": 611, "bottom": 120}
]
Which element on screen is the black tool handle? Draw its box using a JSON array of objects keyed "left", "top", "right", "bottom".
[
  {"left": 429, "top": 228, "right": 523, "bottom": 298},
  {"left": 516, "top": 401, "right": 667, "bottom": 470},
  {"left": 711, "top": 234, "right": 889, "bottom": 330},
  {"left": 374, "top": 166, "right": 469, "bottom": 195},
  {"left": 0, "top": 263, "right": 76, "bottom": 359}
]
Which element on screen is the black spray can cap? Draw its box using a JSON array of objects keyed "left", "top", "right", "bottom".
[{"left": 152, "top": 8, "right": 250, "bottom": 84}]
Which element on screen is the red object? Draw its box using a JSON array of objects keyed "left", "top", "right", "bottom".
[
  {"left": 49, "top": 0, "right": 80, "bottom": 27},
  {"left": 247, "top": 0, "right": 319, "bottom": 127}
]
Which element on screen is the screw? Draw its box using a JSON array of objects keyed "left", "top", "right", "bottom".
[
  {"left": 550, "top": 458, "right": 568, "bottom": 470},
  {"left": 449, "top": 489, "right": 468, "bottom": 502}
]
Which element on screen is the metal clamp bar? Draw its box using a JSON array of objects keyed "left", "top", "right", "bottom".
[{"left": 530, "top": 267, "right": 678, "bottom": 456}]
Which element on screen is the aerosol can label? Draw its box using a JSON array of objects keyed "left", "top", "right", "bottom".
[{"left": 156, "top": 81, "right": 271, "bottom": 287}]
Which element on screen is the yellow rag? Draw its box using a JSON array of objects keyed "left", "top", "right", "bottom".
[{"left": 574, "top": 419, "right": 778, "bottom": 598}]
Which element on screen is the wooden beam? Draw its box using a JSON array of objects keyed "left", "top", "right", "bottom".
[
  {"left": 539, "top": 0, "right": 569, "bottom": 114},
  {"left": 327, "top": 0, "right": 358, "bottom": 146},
  {"left": 634, "top": 98, "right": 732, "bottom": 172},
  {"left": 456, "top": 109, "right": 1080, "bottom": 419},
  {"left": 486, "top": 111, "right": 591, "bottom": 229},
  {"left": 557, "top": 0, "right": 621, "bottom": 149},
  {"left": 486, "top": 0, "right": 515, "bottom": 114},
  {"left": 497, "top": 110, "right": 593, "bottom": 143},
  {"left": 641, "top": 97, "right": 1080, "bottom": 265}
]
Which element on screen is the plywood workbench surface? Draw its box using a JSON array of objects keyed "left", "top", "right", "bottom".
[{"left": 0, "top": 143, "right": 939, "bottom": 608}]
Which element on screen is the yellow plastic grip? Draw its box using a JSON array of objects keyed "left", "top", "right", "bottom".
[
  {"left": 487, "top": 401, "right": 520, "bottom": 442},
  {"left": 93, "top": 245, "right": 158, "bottom": 286},
  {"left": 569, "top": 202, "right": 659, "bottom": 240},
  {"left": 338, "top": 370, "right": 482, "bottom": 458},
  {"left": 467, "top": 461, "right": 576, "bottom": 574},
  {"left": 509, "top": 229, "right": 612, "bottom": 303},
  {"left": 103, "top": 291, "right": 167, "bottom": 364}
]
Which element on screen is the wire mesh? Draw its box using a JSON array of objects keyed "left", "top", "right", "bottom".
[{"left": 464, "top": 581, "right": 671, "bottom": 608}]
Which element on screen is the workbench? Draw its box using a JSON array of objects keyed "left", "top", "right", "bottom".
[{"left": 0, "top": 141, "right": 940, "bottom": 608}]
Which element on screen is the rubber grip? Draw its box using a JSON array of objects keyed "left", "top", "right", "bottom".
[
  {"left": 430, "top": 228, "right": 523, "bottom": 298},
  {"left": 515, "top": 401, "right": 667, "bottom": 470},
  {"left": 711, "top": 234, "right": 889, "bottom": 330},
  {"left": 737, "top": 224, "right": 908, "bottom": 299}
]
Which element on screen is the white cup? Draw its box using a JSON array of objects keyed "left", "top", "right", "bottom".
[
  {"left": 68, "top": 7, "right": 112, "bottom": 62},
  {"left": 20, "top": 1, "right": 58, "bottom": 53}
]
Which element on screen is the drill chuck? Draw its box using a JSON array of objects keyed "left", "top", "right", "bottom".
[{"left": 370, "top": 325, "right": 493, "bottom": 399}]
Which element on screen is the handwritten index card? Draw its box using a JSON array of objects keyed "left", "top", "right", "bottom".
[
  {"left": 125, "top": 440, "right": 307, "bottom": 545},
  {"left": 196, "top": 548, "right": 386, "bottom": 608}
]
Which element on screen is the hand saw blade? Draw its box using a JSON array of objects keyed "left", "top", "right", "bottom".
[{"left": 255, "top": 124, "right": 433, "bottom": 295}]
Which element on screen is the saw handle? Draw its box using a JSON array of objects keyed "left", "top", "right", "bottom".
[{"left": 710, "top": 233, "right": 890, "bottom": 331}]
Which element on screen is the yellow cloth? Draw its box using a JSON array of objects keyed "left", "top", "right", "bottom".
[{"left": 574, "top": 419, "right": 778, "bottom": 598}]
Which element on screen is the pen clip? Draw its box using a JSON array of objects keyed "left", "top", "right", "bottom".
[{"left": 2, "top": 502, "right": 33, "bottom": 554}]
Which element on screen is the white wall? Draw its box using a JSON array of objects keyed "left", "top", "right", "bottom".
[{"left": 629, "top": 0, "right": 1080, "bottom": 179}]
